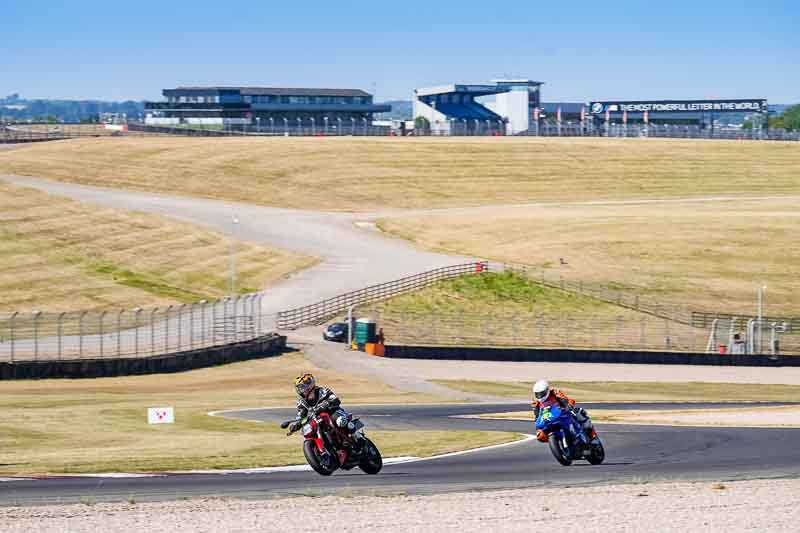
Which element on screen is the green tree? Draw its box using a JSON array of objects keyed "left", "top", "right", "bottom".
[
  {"left": 414, "top": 115, "right": 431, "bottom": 131},
  {"left": 781, "top": 104, "right": 800, "bottom": 131},
  {"left": 768, "top": 115, "right": 784, "bottom": 129}
]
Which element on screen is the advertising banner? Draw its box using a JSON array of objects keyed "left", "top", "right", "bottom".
[{"left": 589, "top": 99, "right": 767, "bottom": 114}]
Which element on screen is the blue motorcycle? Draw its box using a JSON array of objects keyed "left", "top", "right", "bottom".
[{"left": 535, "top": 403, "right": 605, "bottom": 466}]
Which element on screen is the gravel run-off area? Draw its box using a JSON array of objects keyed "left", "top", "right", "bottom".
[{"left": 2, "top": 478, "right": 798, "bottom": 532}]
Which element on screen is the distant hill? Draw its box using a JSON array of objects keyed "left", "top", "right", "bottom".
[
  {"left": 0, "top": 93, "right": 144, "bottom": 122},
  {"left": 376, "top": 100, "right": 412, "bottom": 121}
]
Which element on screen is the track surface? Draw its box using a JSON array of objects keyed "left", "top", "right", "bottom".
[{"left": 3, "top": 402, "right": 799, "bottom": 506}]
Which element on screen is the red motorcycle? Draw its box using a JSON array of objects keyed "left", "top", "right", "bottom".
[{"left": 281, "top": 411, "right": 382, "bottom": 476}]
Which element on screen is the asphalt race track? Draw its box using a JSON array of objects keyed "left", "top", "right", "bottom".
[{"left": 3, "top": 402, "right": 799, "bottom": 506}]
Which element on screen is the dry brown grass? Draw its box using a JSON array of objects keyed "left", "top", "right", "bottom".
[
  {"left": 379, "top": 198, "right": 800, "bottom": 316},
  {"left": 1, "top": 136, "right": 799, "bottom": 211},
  {"left": 0, "top": 181, "right": 315, "bottom": 311},
  {"left": 0, "top": 352, "right": 518, "bottom": 474}
]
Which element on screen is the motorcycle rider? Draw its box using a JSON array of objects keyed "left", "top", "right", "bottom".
[
  {"left": 532, "top": 379, "right": 599, "bottom": 444},
  {"left": 288, "top": 373, "right": 365, "bottom": 447}
]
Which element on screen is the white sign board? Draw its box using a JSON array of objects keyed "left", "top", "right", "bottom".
[{"left": 147, "top": 407, "right": 175, "bottom": 425}]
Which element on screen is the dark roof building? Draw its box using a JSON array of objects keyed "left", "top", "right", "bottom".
[{"left": 145, "top": 86, "right": 390, "bottom": 129}]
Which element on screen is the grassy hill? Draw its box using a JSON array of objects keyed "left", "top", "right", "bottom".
[
  {"left": 0, "top": 181, "right": 315, "bottom": 311},
  {"left": 1, "top": 136, "right": 798, "bottom": 212}
]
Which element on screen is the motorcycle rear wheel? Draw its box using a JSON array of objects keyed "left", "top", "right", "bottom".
[
  {"left": 358, "top": 438, "right": 383, "bottom": 475},
  {"left": 548, "top": 434, "right": 573, "bottom": 466},
  {"left": 587, "top": 441, "right": 605, "bottom": 465},
  {"left": 303, "top": 440, "right": 339, "bottom": 476}
]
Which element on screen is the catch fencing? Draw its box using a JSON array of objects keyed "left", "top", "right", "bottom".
[
  {"left": 4, "top": 121, "right": 798, "bottom": 142},
  {"left": 499, "top": 263, "right": 693, "bottom": 324},
  {"left": 276, "top": 262, "right": 489, "bottom": 330},
  {"left": 520, "top": 123, "right": 800, "bottom": 141},
  {"left": 0, "top": 123, "right": 140, "bottom": 143},
  {"left": 367, "top": 309, "right": 800, "bottom": 355},
  {"left": 0, "top": 294, "right": 270, "bottom": 363},
  {"left": 127, "top": 122, "right": 393, "bottom": 137}
]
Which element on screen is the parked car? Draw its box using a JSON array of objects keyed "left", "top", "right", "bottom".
[{"left": 323, "top": 322, "right": 349, "bottom": 343}]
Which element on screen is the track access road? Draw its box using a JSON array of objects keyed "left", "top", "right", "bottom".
[{"left": 3, "top": 402, "right": 799, "bottom": 506}]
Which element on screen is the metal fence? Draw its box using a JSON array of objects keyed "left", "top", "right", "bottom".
[
  {"left": 365, "top": 309, "right": 800, "bottom": 355},
  {"left": 691, "top": 311, "right": 800, "bottom": 331},
  {"left": 499, "top": 262, "right": 693, "bottom": 324},
  {"left": 0, "top": 123, "right": 142, "bottom": 143},
  {"left": 0, "top": 294, "right": 269, "bottom": 363},
  {"left": 522, "top": 123, "right": 800, "bottom": 141},
  {"left": 127, "top": 122, "right": 394, "bottom": 137},
  {"left": 5, "top": 120, "right": 798, "bottom": 142},
  {"left": 276, "top": 262, "right": 489, "bottom": 330}
]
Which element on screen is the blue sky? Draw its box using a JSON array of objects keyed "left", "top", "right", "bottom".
[{"left": 2, "top": 1, "right": 798, "bottom": 103}]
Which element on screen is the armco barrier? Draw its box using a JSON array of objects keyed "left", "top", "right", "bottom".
[
  {"left": 383, "top": 345, "right": 800, "bottom": 367},
  {"left": 0, "top": 333, "right": 287, "bottom": 380}
]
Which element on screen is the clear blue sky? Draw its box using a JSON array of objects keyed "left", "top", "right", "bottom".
[{"left": 2, "top": 0, "right": 798, "bottom": 103}]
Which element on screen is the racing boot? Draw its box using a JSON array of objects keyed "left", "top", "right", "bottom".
[
  {"left": 347, "top": 421, "right": 366, "bottom": 453},
  {"left": 585, "top": 424, "right": 600, "bottom": 445}
]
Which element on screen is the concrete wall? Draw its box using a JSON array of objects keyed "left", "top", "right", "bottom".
[
  {"left": 0, "top": 334, "right": 287, "bottom": 380},
  {"left": 494, "top": 87, "right": 530, "bottom": 134},
  {"left": 384, "top": 345, "right": 799, "bottom": 367}
]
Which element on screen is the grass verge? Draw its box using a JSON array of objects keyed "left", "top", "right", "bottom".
[
  {"left": 365, "top": 271, "right": 638, "bottom": 317},
  {"left": 0, "top": 181, "right": 316, "bottom": 311},
  {"left": 0, "top": 352, "right": 517, "bottom": 474},
  {"left": 431, "top": 379, "right": 800, "bottom": 402}
]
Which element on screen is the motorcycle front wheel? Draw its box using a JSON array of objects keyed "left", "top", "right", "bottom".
[
  {"left": 303, "top": 440, "right": 339, "bottom": 476},
  {"left": 548, "top": 434, "right": 573, "bottom": 466},
  {"left": 358, "top": 437, "right": 383, "bottom": 475},
  {"left": 587, "top": 440, "right": 605, "bottom": 465}
]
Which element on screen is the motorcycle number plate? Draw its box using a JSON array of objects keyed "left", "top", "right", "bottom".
[{"left": 302, "top": 424, "right": 313, "bottom": 436}]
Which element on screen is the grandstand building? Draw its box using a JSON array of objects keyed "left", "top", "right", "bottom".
[
  {"left": 413, "top": 80, "right": 543, "bottom": 135},
  {"left": 144, "top": 86, "right": 390, "bottom": 127}
]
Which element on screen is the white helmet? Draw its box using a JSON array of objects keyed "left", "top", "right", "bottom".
[{"left": 533, "top": 380, "right": 550, "bottom": 402}]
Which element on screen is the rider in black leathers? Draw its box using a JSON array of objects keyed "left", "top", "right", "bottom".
[{"left": 288, "top": 373, "right": 364, "bottom": 446}]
